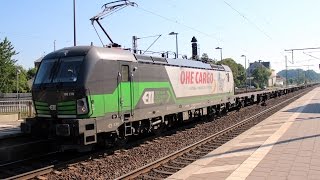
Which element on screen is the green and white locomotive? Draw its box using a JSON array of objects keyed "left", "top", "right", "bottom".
[{"left": 21, "top": 46, "right": 235, "bottom": 151}]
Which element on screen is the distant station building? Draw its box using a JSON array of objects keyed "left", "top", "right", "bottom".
[
  {"left": 275, "top": 75, "right": 285, "bottom": 86},
  {"left": 248, "top": 61, "right": 278, "bottom": 87},
  {"left": 34, "top": 56, "right": 44, "bottom": 68}
]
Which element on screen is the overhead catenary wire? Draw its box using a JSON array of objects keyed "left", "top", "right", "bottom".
[
  {"left": 303, "top": 52, "right": 320, "bottom": 60},
  {"left": 223, "top": 0, "right": 272, "bottom": 40},
  {"left": 135, "top": 6, "right": 220, "bottom": 41}
]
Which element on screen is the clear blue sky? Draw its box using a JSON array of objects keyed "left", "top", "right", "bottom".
[{"left": 1, "top": 0, "right": 320, "bottom": 73}]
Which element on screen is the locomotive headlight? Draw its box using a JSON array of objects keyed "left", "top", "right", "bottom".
[{"left": 77, "top": 98, "right": 88, "bottom": 115}]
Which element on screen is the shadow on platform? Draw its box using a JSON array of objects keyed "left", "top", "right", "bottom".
[
  {"left": 285, "top": 103, "right": 320, "bottom": 113},
  {"left": 203, "top": 133, "right": 320, "bottom": 159}
]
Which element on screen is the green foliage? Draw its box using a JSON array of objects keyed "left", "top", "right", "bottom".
[
  {"left": 27, "top": 67, "right": 37, "bottom": 80},
  {"left": 289, "top": 79, "right": 293, "bottom": 84},
  {"left": 252, "top": 66, "right": 271, "bottom": 88},
  {"left": 278, "top": 69, "right": 320, "bottom": 85},
  {"left": 216, "top": 58, "right": 245, "bottom": 87},
  {"left": 0, "top": 37, "right": 30, "bottom": 93},
  {"left": 200, "top": 53, "right": 209, "bottom": 61},
  {"left": 200, "top": 53, "right": 215, "bottom": 64},
  {"left": 17, "top": 66, "right": 30, "bottom": 93}
]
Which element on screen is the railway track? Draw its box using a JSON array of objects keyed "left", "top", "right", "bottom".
[
  {"left": 0, "top": 87, "right": 313, "bottom": 180},
  {"left": 0, "top": 136, "right": 56, "bottom": 165},
  {"left": 0, "top": 148, "right": 104, "bottom": 180},
  {"left": 116, "top": 89, "right": 309, "bottom": 179}
]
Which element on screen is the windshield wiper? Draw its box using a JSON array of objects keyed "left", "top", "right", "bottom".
[{"left": 38, "top": 59, "right": 59, "bottom": 89}]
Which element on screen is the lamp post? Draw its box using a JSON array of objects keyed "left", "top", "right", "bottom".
[
  {"left": 73, "top": 0, "right": 76, "bottom": 46},
  {"left": 241, "top": 55, "right": 247, "bottom": 92},
  {"left": 215, "top": 47, "right": 222, "bottom": 61},
  {"left": 169, "top": 32, "right": 178, "bottom": 58},
  {"left": 16, "top": 68, "right": 20, "bottom": 99},
  {"left": 16, "top": 68, "right": 21, "bottom": 115}
]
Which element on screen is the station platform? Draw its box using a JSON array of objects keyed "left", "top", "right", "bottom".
[
  {"left": 167, "top": 87, "right": 320, "bottom": 180},
  {"left": 0, "top": 119, "right": 22, "bottom": 139}
]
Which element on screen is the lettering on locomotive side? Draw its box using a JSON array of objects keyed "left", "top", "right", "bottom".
[
  {"left": 142, "top": 91, "right": 155, "bottom": 104},
  {"left": 165, "top": 66, "right": 232, "bottom": 98},
  {"left": 180, "top": 71, "right": 214, "bottom": 84}
]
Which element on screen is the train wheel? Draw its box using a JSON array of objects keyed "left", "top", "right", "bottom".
[
  {"left": 115, "top": 135, "right": 128, "bottom": 147},
  {"left": 115, "top": 127, "right": 128, "bottom": 147},
  {"left": 153, "top": 124, "right": 165, "bottom": 136}
]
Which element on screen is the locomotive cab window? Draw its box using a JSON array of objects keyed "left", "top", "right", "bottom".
[
  {"left": 34, "top": 56, "right": 83, "bottom": 84},
  {"left": 53, "top": 56, "right": 83, "bottom": 83},
  {"left": 121, "top": 65, "right": 129, "bottom": 82}
]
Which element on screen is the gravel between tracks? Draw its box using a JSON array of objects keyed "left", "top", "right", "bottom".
[{"left": 48, "top": 88, "right": 312, "bottom": 180}]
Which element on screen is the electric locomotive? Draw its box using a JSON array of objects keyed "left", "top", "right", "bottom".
[{"left": 21, "top": 46, "right": 235, "bottom": 151}]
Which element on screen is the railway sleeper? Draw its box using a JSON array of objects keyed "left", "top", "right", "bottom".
[
  {"left": 186, "top": 152, "right": 203, "bottom": 157},
  {"left": 214, "top": 139, "right": 228, "bottom": 143},
  {"left": 189, "top": 151, "right": 207, "bottom": 156},
  {"left": 143, "top": 174, "right": 163, "bottom": 180},
  {"left": 171, "top": 159, "right": 191, "bottom": 165},
  {"left": 203, "top": 144, "right": 219, "bottom": 149},
  {"left": 223, "top": 136, "right": 236, "bottom": 140},
  {"left": 153, "top": 168, "right": 175, "bottom": 175},
  {"left": 198, "top": 147, "right": 214, "bottom": 151},
  {"left": 163, "top": 164, "right": 183, "bottom": 170},
  {"left": 179, "top": 156, "right": 197, "bottom": 161}
]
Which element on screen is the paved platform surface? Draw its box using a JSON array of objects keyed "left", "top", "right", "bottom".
[
  {"left": 167, "top": 87, "right": 320, "bottom": 180},
  {"left": 0, "top": 120, "right": 22, "bottom": 139}
]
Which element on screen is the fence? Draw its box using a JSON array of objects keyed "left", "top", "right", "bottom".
[
  {"left": 0, "top": 93, "right": 32, "bottom": 100},
  {"left": 0, "top": 100, "right": 34, "bottom": 117}
]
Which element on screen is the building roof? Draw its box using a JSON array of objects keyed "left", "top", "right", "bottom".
[{"left": 248, "top": 61, "right": 271, "bottom": 74}]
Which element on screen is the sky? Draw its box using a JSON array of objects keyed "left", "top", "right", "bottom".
[{"left": 1, "top": 0, "right": 320, "bottom": 73}]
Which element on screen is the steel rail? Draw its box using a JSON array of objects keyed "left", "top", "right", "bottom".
[
  {"left": 115, "top": 89, "right": 308, "bottom": 179},
  {"left": 0, "top": 151, "right": 59, "bottom": 168},
  {"left": 4, "top": 165, "right": 54, "bottom": 180}
]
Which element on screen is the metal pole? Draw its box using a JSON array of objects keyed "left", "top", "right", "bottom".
[
  {"left": 132, "top": 36, "right": 137, "bottom": 53},
  {"left": 245, "top": 56, "right": 247, "bottom": 92},
  {"left": 175, "top": 34, "right": 178, "bottom": 58},
  {"left": 16, "top": 68, "right": 20, "bottom": 116},
  {"left": 248, "top": 60, "right": 251, "bottom": 88},
  {"left": 16, "top": 69, "right": 18, "bottom": 99},
  {"left": 305, "top": 70, "right": 306, "bottom": 84},
  {"left": 241, "top": 55, "right": 247, "bottom": 91},
  {"left": 220, "top": 49, "right": 222, "bottom": 61},
  {"left": 285, "top": 56, "right": 288, "bottom": 87},
  {"left": 297, "top": 69, "right": 299, "bottom": 85},
  {"left": 73, "top": 0, "right": 76, "bottom": 46}
]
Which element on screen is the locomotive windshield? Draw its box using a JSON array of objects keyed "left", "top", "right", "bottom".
[{"left": 34, "top": 56, "right": 83, "bottom": 84}]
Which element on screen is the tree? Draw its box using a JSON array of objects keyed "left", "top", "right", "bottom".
[
  {"left": 0, "top": 37, "right": 18, "bottom": 93},
  {"left": 0, "top": 37, "right": 30, "bottom": 93},
  {"left": 16, "top": 65, "right": 30, "bottom": 93},
  {"left": 27, "top": 67, "right": 37, "bottom": 80},
  {"left": 289, "top": 78, "right": 293, "bottom": 84},
  {"left": 216, "top": 58, "right": 245, "bottom": 87},
  {"left": 252, "top": 66, "right": 271, "bottom": 88},
  {"left": 200, "top": 53, "right": 214, "bottom": 64}
]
